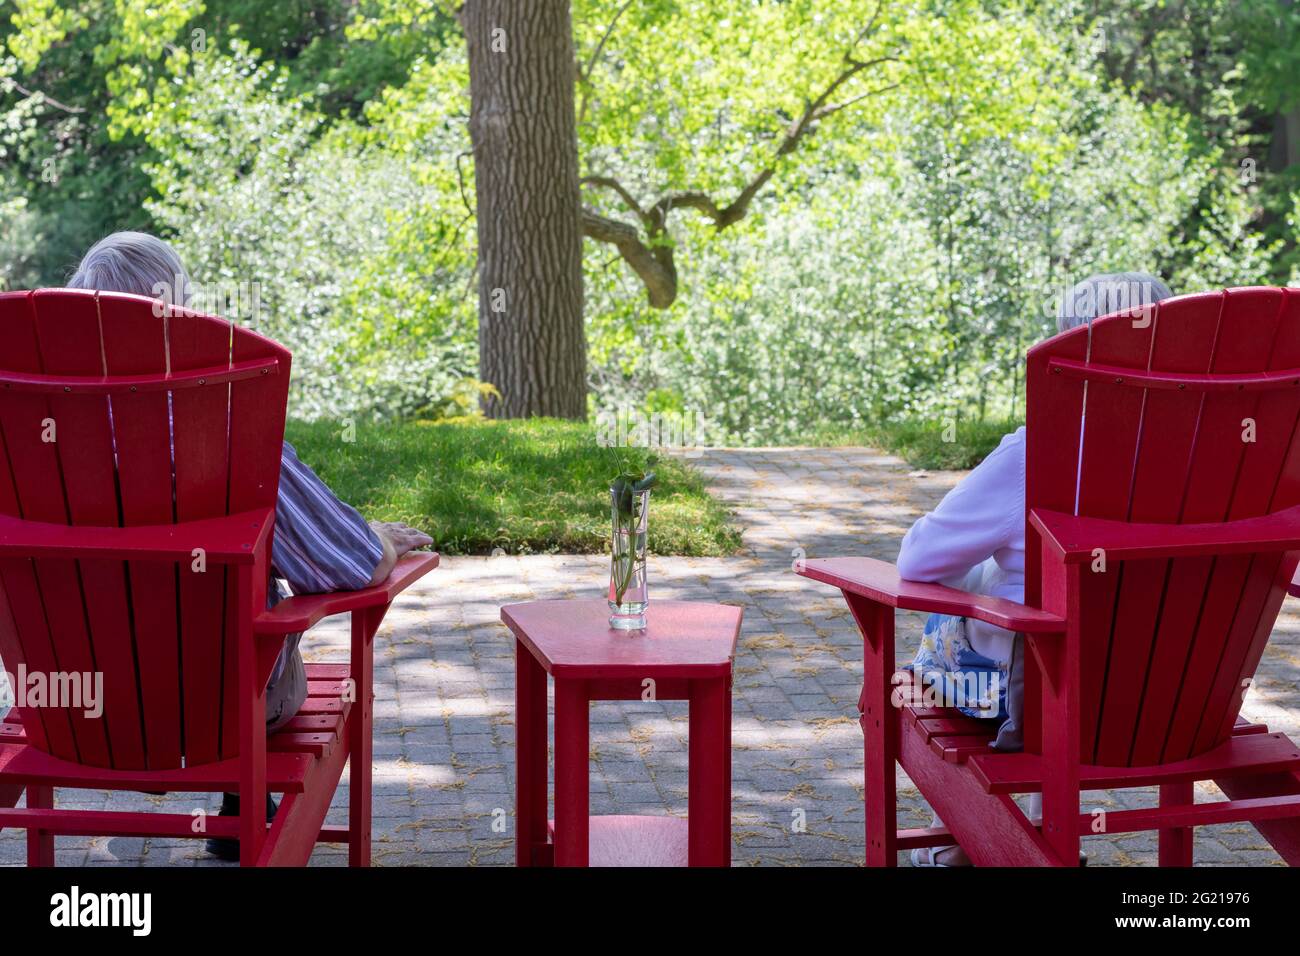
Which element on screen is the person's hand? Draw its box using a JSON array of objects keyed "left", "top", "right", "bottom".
[
  {"left": 366, "top": 521, "right": 434, "bottom": 586},
  {"left": 370, "top": 521, "right": 434, "bottom": 557}
]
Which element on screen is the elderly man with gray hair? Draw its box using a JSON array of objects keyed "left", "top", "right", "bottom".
[
  {"left": 894, "top": 272, "right": 1173, "bottom": 867},
  {"left": 68, "top": 231, "right": 435, "bottom": 860}
]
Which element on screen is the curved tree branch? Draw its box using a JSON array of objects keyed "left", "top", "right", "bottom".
[
  {"left": 4, "top": 79, "right": 84, "bottom": 114},
  {"left": 580, "top": 174, "right": 652, "bottom": 229},
  {"left": 579, "top": 2, "right": 898, "bottom": 308},
  {"left": 581, "top": 207, "right": 677, "bottom": 309}
]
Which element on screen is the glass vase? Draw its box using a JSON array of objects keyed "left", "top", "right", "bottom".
[{"left": 608, "top": 486, "right": 649, "bottom": 630}]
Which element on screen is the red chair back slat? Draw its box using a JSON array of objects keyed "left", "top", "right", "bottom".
[
  {"left": 170, "top": 308, "right": 235, "bottom": 764},
  {"left": 221, "top": 327, "right": 291, "bottom": 756},
  {"left": 1159, "top": 288, "right": 1291, "bottom": 762},
  {"left": 97, "top": 294, "right": 184, "bottom": 769},
  {"left": 1123, "top": 293, "right": 1224, "bottom": 766},
  {"left": 1203, "top": 293, "right": 1300, "bottom": 747},
  {"left": 1071, "top": 302, "right": 1155, "bottom": 761},
  {"left": 1023, "top": 321, "right": 1089, "bottom": 754},
  {"left": 26, "top": 290, "right": 125, "bottom": 768},
  {"left": 1191, "top": 290, "right": 1300, "bottom": 754},
  {"left": 1028, "top": 287, "right": 1300, "bottom": 767},
  {"left": 0, "top": 292, "right": 81, "bottom": 760},
  {"left": 0, "top": 291, "right": 291, "bottom": 771}
]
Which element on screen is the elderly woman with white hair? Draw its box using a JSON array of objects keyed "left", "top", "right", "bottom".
[
  {"left": 898, "top": 272, "right": 1173, "bottom": 867},
  {"left": 68, "top": 231, "right": 435, "bottom": 860}
]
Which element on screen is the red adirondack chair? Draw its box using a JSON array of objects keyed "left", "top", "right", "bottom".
[
  {"left": 0, "top": 289, "right": 437, "bottom": 866},
  {"left": 799, "top": 286, "right": 1300, "bottom": 866}
]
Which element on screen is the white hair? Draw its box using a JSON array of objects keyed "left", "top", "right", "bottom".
[
  {"left": 68, "top": 231, "right": 191, "bottom": 307},
  {"left": 1057, "top": 272, "right": 1173, "bottom": 334}
]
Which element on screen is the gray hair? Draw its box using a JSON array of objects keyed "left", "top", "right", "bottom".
[
  {"left": 68, "top": 231, "right": 191, "bottom": 307},
  {"left": 1057, "top": 272, "right": 1173, "bottom": 334}
]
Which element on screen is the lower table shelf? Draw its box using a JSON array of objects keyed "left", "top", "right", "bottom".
[{"left": 547, "top": 814, "right": 689, "bottom": 867}]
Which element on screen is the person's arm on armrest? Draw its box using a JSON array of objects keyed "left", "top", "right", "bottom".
[
  {"left": 274, "top": 442, "right": 431, "bottom": 595},
  {"left": 895, "top": 429, "right": 1023, "bottom": 586}
]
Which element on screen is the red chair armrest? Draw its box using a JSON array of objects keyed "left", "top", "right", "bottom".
[
  {"left": 254, "top": 552, "right": 439, "bottom": 634},
  {"left": 797, "top": 556, "right": 1065, "bottom": 634},
  {"left": 1030, "top": 503, "right": 1300, "bottom": 564}
]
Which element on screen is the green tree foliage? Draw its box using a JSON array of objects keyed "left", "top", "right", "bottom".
[
  {"left": 1049, "top": 0, "right": 1300, "bottom": 278},
  {"left": 1, "top": 0, "right": 1296, "bottom": 436}
]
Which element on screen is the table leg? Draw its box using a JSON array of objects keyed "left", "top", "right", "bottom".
[
  {"left": 515, "top": 641, "right": 549, "bottom": 866},
  {"left": 553, "top": 678, "right": 589, "bottom": 867},
  {"left": 688, "top": 673, "right": 731, "bottom": 866}
]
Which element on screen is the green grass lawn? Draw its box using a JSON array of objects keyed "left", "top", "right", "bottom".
[
  {"left": 284, "top": 418, "right": 742, "bottom": 556},
  {"left": 807, "top": 418, "right": 1022, "bottom": 470}
]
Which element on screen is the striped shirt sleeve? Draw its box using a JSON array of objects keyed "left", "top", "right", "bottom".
[{"left": 271, "top": 441, "right": 384, "bottom": 594}]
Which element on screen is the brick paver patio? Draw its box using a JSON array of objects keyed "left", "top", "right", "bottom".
[{"left": 4, "top": 445, "right": 1298, "bottom": 866}]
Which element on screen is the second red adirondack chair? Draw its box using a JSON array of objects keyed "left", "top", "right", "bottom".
[
  {"left": 0, "top": 289, "right": 437, "bottom": 866},
  {"left": 800, "top": 286, "right": 1300, "bottom": 866}
]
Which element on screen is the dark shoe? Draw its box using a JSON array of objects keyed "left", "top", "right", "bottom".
[{"left": 204, "top": 792, "right": 278, "bottom": 862}]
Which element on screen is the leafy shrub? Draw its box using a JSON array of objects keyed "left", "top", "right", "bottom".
[{"left": 142, "top": 42, "right": 477, "bottom": 421}]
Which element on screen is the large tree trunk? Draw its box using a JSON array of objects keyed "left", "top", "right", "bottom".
[
  {"left": 1270, "top": 105, "right": 1300, "bottom": 173},
  {"left": 461, "top": 0, "right": 588, "bottom": 419}
]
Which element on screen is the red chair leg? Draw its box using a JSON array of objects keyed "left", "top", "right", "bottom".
[
  {"left": 1033, "top": 594, "right": 1082, "bottom": 867},
  {"left": 26, "top": 785, "right": 53, "bottom": 867},
  {"left": 236, "top": 568, "right": 267, "bottom": 867},
  {"left": 1158, "top": 782, "right": 1195, "bottom": 866},
  {"left": 1215, "top": 772, "right": 1300, "bottom": 864},
  {"left": 847, "top": 593, "right": 898, "bottom": 866},
  {"left": 349, "top": 605, "right": 380, "bottom": 867}
]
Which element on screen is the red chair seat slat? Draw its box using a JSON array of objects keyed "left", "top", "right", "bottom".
[
  {"left": 970, "top": 731, "right": 1300, "bottom": 795},
  {"left": 268, "top": 734, "right": 336, "bottom": 758},
  {"left": 305, "top": 663, "right": 351, "bottom": 680},
  {"left": 928, "top": 735, "right": 996, "bottom": 763},
  {"left": 298, "top": 698, "right": 343, "bottom": 716},
  {"left": 0, "top": 662, "right": 356, "bottom": 791},
  {"left": 278, "top": 714, "right": 345, "bottom": 736}
]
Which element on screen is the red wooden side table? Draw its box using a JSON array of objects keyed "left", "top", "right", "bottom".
[{"left": 502, "top": 599, "right": 741, "bottom": 867}]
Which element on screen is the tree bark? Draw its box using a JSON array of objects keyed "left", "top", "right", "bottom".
[{"left": 461, "top": 0, "right": 587, "bottom": 419}]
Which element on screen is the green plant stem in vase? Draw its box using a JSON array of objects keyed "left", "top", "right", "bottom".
[{"left": 608, "top": 468, "right": 655, "bottom": 630}]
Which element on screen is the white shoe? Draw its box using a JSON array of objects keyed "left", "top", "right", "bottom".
[{"left": 910, "top": 846, "right": 956, "bottom": 867}]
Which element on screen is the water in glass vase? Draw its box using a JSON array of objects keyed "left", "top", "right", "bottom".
[{"left": 609, "top": 486, "right": 650, "bottom": 630}]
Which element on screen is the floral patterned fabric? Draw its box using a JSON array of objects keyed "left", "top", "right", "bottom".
[{"left": 904, "top": 612, "right": 1009, "bottom": 721}]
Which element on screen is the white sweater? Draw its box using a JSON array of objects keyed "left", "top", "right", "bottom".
[{"left": 896, "top": 427, "right": 1027, "bottom": 665}]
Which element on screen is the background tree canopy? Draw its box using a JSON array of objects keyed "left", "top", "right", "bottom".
[{"left": 2, "top": 0, "right": 1297, "bottom": 441}]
